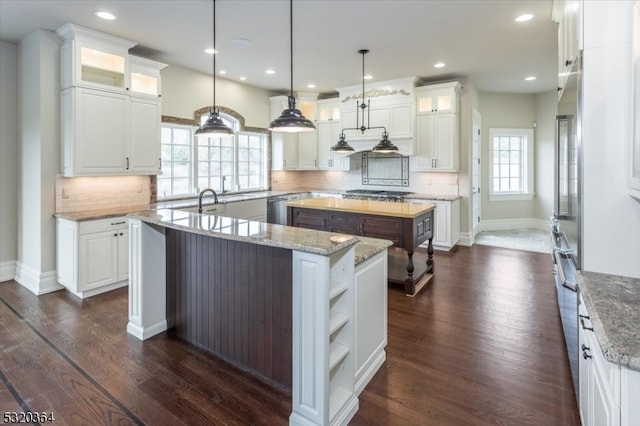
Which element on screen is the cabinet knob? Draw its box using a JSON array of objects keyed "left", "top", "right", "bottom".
[
  {"left": 119, "top": 232, "right": 123, "bottom": 236},
  {"left": 114, "top": 233, "right": 118, "bottom": 237}
]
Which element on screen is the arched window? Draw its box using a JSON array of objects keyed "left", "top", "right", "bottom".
[{"left": 158, "top": 112, "right": 268, "bottom": 199}]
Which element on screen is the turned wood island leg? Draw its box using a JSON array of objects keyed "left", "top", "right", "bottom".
[
  {"left": 427, "top": 236, "right": 434, "bottom": 273},
  {"left": 404, "top": 250, "right": 415, "bottom": 295}
]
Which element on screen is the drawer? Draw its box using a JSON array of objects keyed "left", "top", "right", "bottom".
[{"left": 79, "top": 216, "right": 128, "bottom": 235}]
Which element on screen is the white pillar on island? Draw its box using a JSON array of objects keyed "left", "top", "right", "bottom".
[{"left": 127, "top": 219, "right": 168, "bottom": 340}]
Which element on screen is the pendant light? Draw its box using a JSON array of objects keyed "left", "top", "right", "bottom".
[
  {"left": 332, "top": 49, "right": 399, "bottom": 153},
  {"left": 269, "top": 0, "right": 315, "bottom": 133},
  {"left": 195, "top": 0, "right": 234, "bottom": 138}
]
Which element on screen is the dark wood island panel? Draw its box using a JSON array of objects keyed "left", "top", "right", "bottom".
[{"left": 165, "top": 228, "right": 293, "bottom": 392}]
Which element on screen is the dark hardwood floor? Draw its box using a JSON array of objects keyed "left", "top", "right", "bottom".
[{"left": 0, "top": 245, "right": 580, "bottom": 425}]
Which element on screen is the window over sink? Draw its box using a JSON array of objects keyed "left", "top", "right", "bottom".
[{"left": 158, "top": 112, "right": 268, "bottom": 199}]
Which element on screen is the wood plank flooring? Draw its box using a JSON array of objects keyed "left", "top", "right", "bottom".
[{"left": 0, "top": 245, "right": 580, "bottom": 425}]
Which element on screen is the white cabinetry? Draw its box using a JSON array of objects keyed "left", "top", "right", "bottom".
[
  {"left": 224, "top": 198, "right": 267, "bottom": 222},
  {"left": 56, "top": 216, "right": 129, "bottom": 299},
  {"left": 578, "top": 294, "right": 640, "bottom": 426},
  {"left": 412, "top": 82, "right": 461, "bottom": 172},
  {"left": 336, "top": 77, "right": 416, "bottom": 155},
  {"left": 291, "top": 246, "right": 357, "bottom": 426},
  {"left": 353, "top": 249, "right": 387, "bottom": 395},
  {"left": 317, "top": 98, "right": 350, "bottom": 170},
  {"left": 554, "top": 0, "right": 582, "bottom": 90},
  {"left": 56, "top": 24, "right": 166, "bottom": 177},
  {"left": 270, "top": 95, "right": 319, "bottom": 171},
  {"left": 407, "top": 198, "right": 460, "bottom": 250}
]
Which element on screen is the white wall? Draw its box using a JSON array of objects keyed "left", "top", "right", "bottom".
[
  {"left": 161, "top": 64, "right": 272, "bottom": 127},
  {"left": 15, "top": 30, "right": 61, "bottom": 294},
  {"left": 535, "top": 90, "right": 558, "bottom": 220},
  {"left": 478, "top": 92, "right": 538, "bottom": 222},
  {"left": 582, "top": 1, "right": 640, "bottom": 278},
  {"left": 0, "top": 41, "right": 18, "bottom": 281}
]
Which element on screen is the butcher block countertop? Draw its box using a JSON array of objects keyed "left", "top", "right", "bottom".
[{"left": 287, "top": 197, "right": 435, "bottom": 218}]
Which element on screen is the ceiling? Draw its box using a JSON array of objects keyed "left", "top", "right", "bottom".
[{"left": 0, "top": 0, "right": 559, "bottom": 96}]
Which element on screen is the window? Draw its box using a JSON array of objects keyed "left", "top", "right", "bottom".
[
  {"left": 159, "top": 113, "right": 268, "bottom": 199},
  {"left": 489, "top": 128, "right": 534, "bottom": 200},
  {"left": 159, "top": 124, "right": 194, "bottom": 198}
]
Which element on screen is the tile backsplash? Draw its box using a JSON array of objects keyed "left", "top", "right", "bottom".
[
  {"left": 55, "top": 175, "right": 151, "bottom": 213},
  {"left": 271, "top": 153, "right": 459, "bottom": 195}
]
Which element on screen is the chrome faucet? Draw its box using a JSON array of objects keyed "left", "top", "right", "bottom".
[{"left": 198, "top": 188, "right": 219, "bottom": 213}]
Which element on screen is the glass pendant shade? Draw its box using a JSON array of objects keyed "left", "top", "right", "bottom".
[
  {"left": 269, "top": 96, "right": 315, "bottom": 133},
  {"left": 195, "top": 109, "right": 235, "bottom": 138},
  {"left": 195, "top": 0, "right": 234, "bottom": 137},
  {"left": 330, "top": 133, "right": 355, "bottom": 152},
  {"left": 371, "top": 132, "right": 399, "bottom": 152}
]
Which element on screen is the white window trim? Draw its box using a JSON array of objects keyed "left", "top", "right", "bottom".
[{"left": 488, "top": 128, "right": 535, "bottom": 201}]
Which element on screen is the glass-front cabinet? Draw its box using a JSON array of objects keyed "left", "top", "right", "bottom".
[{"left": 56, "top": 23, "right": 135, "bottom": 92}]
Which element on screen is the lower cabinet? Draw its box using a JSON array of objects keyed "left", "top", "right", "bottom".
[
  {"left": 223, "top": 198, "right": 267, "bottom": 222},
  {"left": 579, "top": 294, "right": 639, "bottom": 426},
  {"left": 56, "top": 216, "right": 129, "bottom": 299},
  {"left": 407, "top": 198, "right": 460, "bottom": 250}
]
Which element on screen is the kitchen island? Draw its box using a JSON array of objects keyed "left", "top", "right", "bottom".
[
  {"left": 126, "top": 208, "right": 392, "bottom": 426},
  {"left": 287, "top": 197, "right": 435, "bottom": 296}
]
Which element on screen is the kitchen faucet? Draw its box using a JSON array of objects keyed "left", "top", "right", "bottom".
[{"left": 198, "top": 188, "right": 219, "bottom": 213}]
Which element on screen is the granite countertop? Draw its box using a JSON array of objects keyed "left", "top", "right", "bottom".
[
  {"left": 577, "top": 271, "right": 640, "bottom": 371},
  {"left": 128, "top": 208, "right": 394, "bottom": 259},
  {"left": 354, "top": 236, "right": 394, "bottom": 265},
  {"left": 287, "top": 197, "right": 435, "bottom": 218},
  {"left": 53, "top": 189, "right": 454, "bottom": 222}
]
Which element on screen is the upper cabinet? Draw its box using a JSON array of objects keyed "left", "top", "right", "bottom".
[
  {"left": 412, "top": 82, "right": 461, "bottom": 172},
  {"left": 336, "top": 77, "right": 416, "bottom": 155},
  {"left": 415, "top": 83, "right": 459, "bottom": 114},
  {"left": 554, "top": 0, "right": 582, "bottom": 90},
  {"left": 270, "top": 94, "right": 326, "bottom": 171},
  {"left": 56, "top": 24, "right": 167, "bottom": 177},
  {"left": 57, "top": 24, "right": 134, "bottom": 92}
]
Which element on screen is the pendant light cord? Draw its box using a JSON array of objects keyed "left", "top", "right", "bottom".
[
  {"left": 212, "top": 0, "right": 217, "bottom": 113},
  {"left": 289, "top": 0, "right": 294, "bottom": 99}
]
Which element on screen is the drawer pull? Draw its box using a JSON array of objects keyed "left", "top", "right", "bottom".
[
  {"left": 111, "top": 221, "right": 126, "bottom": 226},
  {"left": 580, "top": 317, "right": 594, "bottom": 332}
]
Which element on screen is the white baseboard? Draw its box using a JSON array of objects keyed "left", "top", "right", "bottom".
[
  {"left": 355, "top": 350, "right": 386, "bottom": 396},
  {"left": 127, "top": 319, "right": 168, "bottom": 341},
  {"left": 0, "top": 260, "right": 16, "bottom": 282},
  {"left": 458, "top": 232, "right": 473, "bottom": 247},
  {"left": 477, "top": 218, "right": 548, "bottom": 233},
  {"left": 14, "top": 262, "right": 63, "bottom": 295}
]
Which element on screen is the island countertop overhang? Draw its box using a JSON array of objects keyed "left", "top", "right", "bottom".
[
  {"left": 127, "top": 208, "right": 392, "bottom": 258},
  {"left": 287, "top": 197, "right": 435, "bottom": 218}
]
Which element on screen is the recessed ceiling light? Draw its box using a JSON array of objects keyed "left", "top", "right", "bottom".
[
  {"left": 95, "top": 11, "right": 116, "bottom": 20},
  {"left": 232, "top": 37, "right": 252, "bottom": 46},
  {"left": 434, "top": 62, "right": 445, "bottom": 68},
  {"left": 265, "top": 69, "right": 276, "bottom": 75},
  {"left": 219, "top": 70, "right": 227, "bottom": 75},
  {"left": 205, "top": 48, "right": 217, "bottom": 55},
  {"left": 307, "top": 83, "right": 316, "bottom": 89},
  {"left": 525, "top": 76, "right": 537, "bottom": 81},
  {"left": 515, "top": 14, "right": 533, "bottom": 22},
  {"left": 239, "top": 76, "right": 247, "bottom": 81},
  {"left": 364, "top": 75, "right": 373, "bottom": 80}
]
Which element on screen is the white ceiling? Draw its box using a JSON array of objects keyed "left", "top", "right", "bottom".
[{"left": 0, "top": 0, "right": 558, "bottom": 96}]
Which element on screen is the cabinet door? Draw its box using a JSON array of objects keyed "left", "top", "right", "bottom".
[
  {"left": 328, "top": 212, "right": 359, "bottom": 235},
  {"left": 318, "top": 121, "right": 348, "bottom": 170},
  {"left": 433, "top": 114, "right": 457, "bottom": 170},
  {"left": 129, "top": 97, "right": 161, "bottom": 173},
  {"left": 415, "top": 115, "right": 436, "bottom": 169},
  {"left": 117, "top": 228, "right": 129, "bottom": 282},
  {"left": 71, "top": 88, "right": 128, "bottom": 175},
  {"left": 361, "top": 216, "right": 403, "bottom": 246},
  {"left": 79, "top": 230, "right": 117, "bottom": 291},
  {"left": 298, "top": 131, "right": 318, "bottom": 169},
  {"left": 289, "top": 208, "right": 327, "bottom": 230},
  {"left": 433, "top": 201, "right": 450, "bottom": 247}
]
